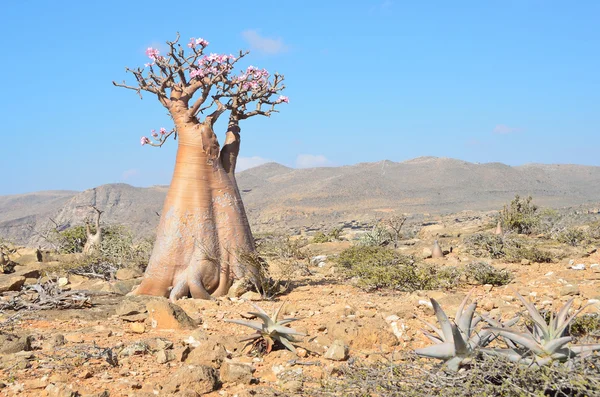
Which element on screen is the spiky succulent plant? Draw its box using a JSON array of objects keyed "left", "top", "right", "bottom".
[
  {"left": 482, "top": 293, "right": 600, "bottom": 366},
  {"left": 415, "top": 290, "right": 518, "bottom": 371},
  {"left": 225, "top": 301, "right": 305, "bottom": 355}
]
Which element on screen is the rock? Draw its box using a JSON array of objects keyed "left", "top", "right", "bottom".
[
  {"left": 185, "top": 341, "right": 227, "bottom": 368},
  {"left": 24, "top": 378, "right": 47, "bottom": 390},
  {"left": 590, "top": 264, "right": 600, "bottom": 273},
  {"left": 129, "top": 323, "right": 145, "bottom": 334},
  {"left": 43, "top": 334, "right": 65, "bottom": 350},
  {"left": 219, "top": 361, "right": 254, "bottom": 384},
  {"left": 324, "top": 340, "right": 349, "bottom": 361},
  {"left": 0, "top": 334, "right": 32, "bottom": 354},
  {"left": 570, "top": 264, "right": 586, "bottom": 270},
  {"left": 156, "top": 349, "right": 176, "bottom": 364},
  {"left": 115, "top": 268, "right": 143, "bottom": 281},
  {"left": 310, "top": 255, "right": 327, "bottom": 265},
  {"left": 560, "top": 285, "right": 580, "bottom": 296},
  {"left": 421, "top": 248, "right": 433, "bottom": 259},
  {"left": 418, "top": 224, "right": 445, "bottom": 240},
  {"left": 65, "top": 333, "right": 84, "bottom": 343},
  {"left": 119, "top": 341, "right": 149, "bottom": 357},
  {"left": 327, "top": 317, "right": 398, "bottom": 349},
  {"left": 110, "top": 279, "right": 141, "bottom": 295},
  {"left": 173, "top": 345, "right": 191, "bottom": 362},
  {"left": 227, "top": 279, "right": 252, "bottom": 298},
  {"left": 0, "top": 275, "right": 26, "bottom": 292},
  {"left": 483, "top": 284, "right": 493, "bottom": 292},
  {"left": 45, "top": 384, "right": 77, "bottom": 397},
  {"left": 521, "top": 259, "right": 531, "bottom": 266},
  {"left": 241, "top": 291, "right": 262, "bottom": 301},
  {"left": 57, "top": 277, "right": 69, "bottom": 287},
  {"left": 296, "top": 347, "right": 308, "bottom": 358},
  {"left": 115, "top": 296, "right": 150, "bottom": 317},
  {"left": 280, "top": 380, "right": 303, "bottom": 393},
  {"left": 146, "top": 299, "right": 197, "bottom": 330},
  {"left": 162, "top": 365, "right": 219, "bottom": 395}
]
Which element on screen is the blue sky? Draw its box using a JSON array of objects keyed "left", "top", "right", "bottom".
[{"left": 1, "top": 1, "right": 598, "bottom": 195}]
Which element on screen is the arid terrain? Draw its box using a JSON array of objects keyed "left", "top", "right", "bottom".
[
  {"left": 2, "top": 157, "right": 600, "bottom": 247},
  {"left": 1, "top": 197, "right": 599, "bottom": 396}
]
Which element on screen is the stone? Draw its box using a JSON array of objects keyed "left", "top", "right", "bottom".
[
  {"left": 156, "top": 349, "right": 176, "bottom": 364},
  {"left": 521, "top": 259, "right": 531, "bottom": 266},
  {"left": 57, "top": 277, "right": 69, "bottom": 287},
  {"left": 0, "top": 275, "right": 26, "bottom": 293},
  {"left": 115, "top": 297, "right": 149, "bottom": 317},
  {"left": 483, "top": 284, "right": 493, "bottom": 292},
  {"left": 110, "top": 279, "right": 141, "bottom": 295},
  {"left": 162, "top": 365, "right": 219, "bottom": 395},
  {"left": 45, "top": 384, "right": 78, "bottom": 397},
  {"left": 119, "top": 341, "right": 149, "bottom": 357},
  {"left": 115, "top": 268, "right": 143, "bottom": 281},
  {"left": 421, "top": 248, "right": 432, "bottom": 259},
  {"left": 146, "top": 299, "right": 197, "bottom": 330},
  {"left": 219, "top": 360, "right": 254, "bottom": 384},
  {"left": 560, "top": 285, "right": 580, "bottom": 296},
  {"left": 324, "top": 339, "right": 349, "bottom": 361},
  {"left": 65, "top": 333, "right": 84, "bottom": 343},
  {"left": 129, "top": 323, "right": 145, "bottom": 334},
  {"left": 0, "top": 334, "right": 32, "bottom": 354},
  {"left": 24, "top": 378, "right": 47, "bottom": 390},
  {"left": 43, "top": 334, "right": 65, "bottom": 350},
  {"left": 310, "top": 255, "right": 327, "bottom": 265},
  {"left": 240, "top": 291, "right": 262, "bottom": 301},
  {"left": 185, "top": 341, "right": 227, "bottom": 368},
  {"left": 570, "top": 264, "right": 585, "bottom": 270},
  {"left": 173, "top": 345, "right": 191, "bottom": 362}
]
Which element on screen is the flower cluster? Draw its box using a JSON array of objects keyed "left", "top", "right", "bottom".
[
  {"left": 188, "top": 53, "right": 236, "bottom": 80},
  {"left": 141, "top": 128, "right": 168, "bottom": 146},
  {"left": 144, "top": 47, "right": 162, "bottom": 67},
  {"left": 277, "top": 95, "right": 289, "bottom": 104},
  {"left": 232, "top": 65, "right": 272, "bottom": 92},
  {"left": 187, "top": 37, "right": 209, "bottom": 49}
]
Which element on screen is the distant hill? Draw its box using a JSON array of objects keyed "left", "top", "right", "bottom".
[{"left": 2, "top": 157, "right": 600, "bottom": 246}]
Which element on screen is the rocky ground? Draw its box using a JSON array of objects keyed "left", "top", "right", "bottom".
[{"left": 0, "top": 211, "right": 599, "bottom": 396}]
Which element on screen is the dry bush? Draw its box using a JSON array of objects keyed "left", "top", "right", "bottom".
[
  {"left": 336, "top": 246, "right": 462, "bottom": 292},
  {"left": 312, "top": 354, "right": 600, "bottom": 397},
  {"left": 240, "top": 234, "right": 312, "bottom": 299},
  {"left": 465, "top": 233, "right": 556, "bottom": 263},
  {"left": 465, "top": 261, "right": 513, "bottom": 286},
  {"left": 356, "top": 225, "right": 392, "bottom": 247}
]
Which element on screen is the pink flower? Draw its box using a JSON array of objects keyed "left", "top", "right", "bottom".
[
  {"left": 145, "top": 47, "right": 160, "bottom": 60},
  {"left": 140, "top": 136, "right": 150, "bottom": 146},
  {"left": 190, "top": 69, "right": 204, "bottom": 79},
  {"left": 188, "top": 37, "right": 196, "bottom": 48},
  {"left": 196, "top": 38, "right": 209, "bottom": 47},
  {"left": 151, "top": 130, "right": 159, "bottom": 138},
  {"left": 278, "top": 95, "right": 289, "bottom": 104},
  {"left": 159, "top": 127, "right": 167, "bottom": 135}
]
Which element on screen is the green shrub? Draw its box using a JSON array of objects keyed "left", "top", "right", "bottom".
[
  {"left": 312, "top": 232, "right": 331, "bottom": 244},
  {"left": 58, "top": 225, "right": 87, "bottom": 254},
  {"left": 465, "top": 261, "right": 513, "bottom": 286},
  {"left": 556, "top": 227, "right": 587, "bottom": 247},
  {"left": 503, "top": 238, "right": 555, "bottom": 263},
  {"left": 570, "top": 314, "right": 600, "bottom": 339},
  {"left": 499, "top": 195, "right": 540, "bottom": 235},
  {"left": 588, "top": 221, "right": 600, "bottom": 240},
  {"left": 356, "top": 226, "right": 391, "bottom": 247},
  {"left": 336, "top": 246, "right": 462, "bottom": 291}
]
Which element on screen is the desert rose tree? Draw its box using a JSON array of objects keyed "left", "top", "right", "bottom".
[{"left": 113, "top": 34, "right": 287, "bottom": 300}]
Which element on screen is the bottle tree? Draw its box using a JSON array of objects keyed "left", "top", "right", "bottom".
[{"left": 113, "top": 34, "right": 288, "bottom": 300}]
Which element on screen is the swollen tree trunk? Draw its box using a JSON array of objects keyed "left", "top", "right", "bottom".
[{"left": 133, "top": 120, "right": 255, "bottom": 300}]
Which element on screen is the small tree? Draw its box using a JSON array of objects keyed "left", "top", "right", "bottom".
[
  {"left": 113, "top": 34, "right": 287, "bottom": 300},
  {"left": 499, "top": 195, "right": 540, "bottom": 235},
  {"left": 382, "top": 215, "right": 407, "bottom": 248}
]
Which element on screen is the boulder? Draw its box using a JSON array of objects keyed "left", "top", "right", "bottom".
[
  {"left": 219, "top": 361, "right": 254, "bottom": 384},
  {"left": 0, "top": 275, "right": 26, "bottom": 293},
  {"left": 146, "top": 299, "right": 197, "bottom": 330},
  {"left": 162, "top": 365, "right": 219, "bottom": 395}
]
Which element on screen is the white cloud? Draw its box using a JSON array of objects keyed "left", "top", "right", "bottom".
[
  {"left": 237, "top": 156, "right": 271, "bottom": 171},
  {"left": 121, "top": 169, "right": 139, "bottom": 180},
  {"left": 493, "top": 124, "right": 522, "bottom": 134},
  {"left": 241, "top": 30, "right": 288, "bottom": 55},
  {"left": 296, "top": 154, "right": 333, "bottom": 168}
]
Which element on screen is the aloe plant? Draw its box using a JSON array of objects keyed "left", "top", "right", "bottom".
[
  {"left": 225, "top": 301, "right": 305, "bottom": 354},
  {"left": 415, "top": 290, "right": 518, "bottom": 371},
  {"left": 482, "top": 293, "right": 600, "bottom": 366}
]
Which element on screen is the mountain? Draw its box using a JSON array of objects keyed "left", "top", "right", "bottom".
[{"left": 1, "top": 157, "right": 599, "bottom": 246}]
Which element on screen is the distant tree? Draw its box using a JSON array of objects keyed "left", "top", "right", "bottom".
[
  {"left": 382, "top": 215, "right": 407, "bottom": 248},
  {"left": 114, "top": 34, "right": 287, "bottom": 300}
]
